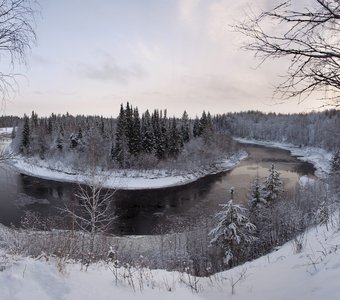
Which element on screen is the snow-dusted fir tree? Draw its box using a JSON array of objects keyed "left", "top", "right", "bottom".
[
  {"left": 210, "top": 187, "right": 256, "bottom": 266},
  {"left": 249, "top": 175, "right": 266, "bottom": 209},
  {"left": 180, "top": 110, "right": 190, "bottom": 143},
  {"left": 262, "top": 164, "right": 284, "bottom": 203}
]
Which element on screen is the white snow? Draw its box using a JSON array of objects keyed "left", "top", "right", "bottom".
[
  {"left": 234, "top": 138, "right": 332, "bottom": 178},
  {"left": 0, "top": 127, "right": 13, "bottom": 134},
  {"left": 6, "top": 151, "right": 248, "bottom": 190},
  {"left": 299, "top": 175, "right": 315, "bottom": 186},
  {"left": 0, "top": 219, "right": 339, "bottom": 299}
]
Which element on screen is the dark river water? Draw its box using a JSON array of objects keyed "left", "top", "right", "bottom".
[{"left": 0, "top": 142, "right": 315, "bottom": 235}]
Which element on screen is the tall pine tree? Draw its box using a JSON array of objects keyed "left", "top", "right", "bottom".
[{"left": 21, "top": 114, "right": 30, "bottom": 153}]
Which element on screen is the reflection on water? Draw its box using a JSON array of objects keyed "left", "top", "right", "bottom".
[{"left": 0, "top": 143, "right": 315, "bottom": 235}]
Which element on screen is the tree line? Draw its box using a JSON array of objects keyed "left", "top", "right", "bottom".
[
  {"left": 214, "top": 110, "right": 340, "bottom": 152},
  {"left": 10, "top": 103, "right": 223, "bottom": 171}
]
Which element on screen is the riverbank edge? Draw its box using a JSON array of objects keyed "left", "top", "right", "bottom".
[
  {"left": 5, "top": 150, "right": 248, "bottom": 190},
  {"left": 234, "top": 137, "right": 332, "bottom": 177}
]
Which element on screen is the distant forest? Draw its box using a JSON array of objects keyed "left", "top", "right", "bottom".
[
  {"left": 2, "top": 107, "right": 339, "bottom": 171},
  {"left": 0, "top": 115, "right": 20, "bottom": 128},
  {"left": 216, "top": 109, "right": 340, "bottom": 152}
]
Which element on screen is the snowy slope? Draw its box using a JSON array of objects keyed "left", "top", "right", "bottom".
[{"left": 1, "top": 222, "right": 339, "bottom": 300}]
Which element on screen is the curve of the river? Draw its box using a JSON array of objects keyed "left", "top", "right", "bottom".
[{"left": 0, "top": 143, "right": 315, "bottom": 235}]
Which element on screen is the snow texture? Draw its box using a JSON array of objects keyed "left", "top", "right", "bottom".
[
  {"left": 0, "top": 219, "right": 339, "bottom": 299},
  {"left": 6, "top": 151, "right": 248, "bottom": 190},
  {"left": 0, "top": 127, "right": 13, "bottom": 134}
]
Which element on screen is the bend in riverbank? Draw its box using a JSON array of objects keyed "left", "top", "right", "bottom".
[
  {"left": 234, "top": 137, "right": 332, "bottom": 178},
  {"left": 5, "top": 151, "right": 248, "bottom": 190}
]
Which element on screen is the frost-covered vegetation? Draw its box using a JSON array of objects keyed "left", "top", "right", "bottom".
[
  {"left": 215, "top": 110, "right": 340, "bottom": 151},
  {"left": 1, "top": 212, "right": 340, "bottom": 300},
  {"left": 1, "top": 109, "right": 340, "bottom": 298},
  {"left": 1, "top": 109, "right": 340, "bottom": 280},
  {"left": 9, "top": 104, "right": 234, "bottom": 173},
  {"left": 1, "top": 160, "right": 338, "bottom": 277}
]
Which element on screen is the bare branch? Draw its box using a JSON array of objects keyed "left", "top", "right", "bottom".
[
  {"left": 0, "top": 0, "right": 38, "bottom": 103},
  {"left": 61, "top": 177, "right": 118, "bottom": 254},
  {"left": 235, "top": 0, "right": 340, "bottom": 107}
]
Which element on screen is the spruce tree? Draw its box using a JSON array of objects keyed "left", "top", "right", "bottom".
[
  {"left": 180, "top": 110, "right": 190, "bottom": 143},
  {"left": 124, "top": 102, "right": 134, "bottom": 155},
  {"left": 160, "top": 111, "right": 169, "bottom": 158},
  {"left": 141, "top": 110, "right": 154, "bottom": 154},
  {"left": 249, "top": 176, "right": 266, "bottom": 209},
  {"left": 152, "top": 109, "right": 166, "bottom": 159},
  {"left": 130, "top": 107, "right": 141, "bottom": 155},
  {"left": 262, "top": 164, "right": 284, "bottom": 203},
  {"left": 199, "top": 110, "right": 208, "bottom": 136},
  {"left": 21, "top": 114, "right": 30, "bottom": 153},
  {"left": 56, "top": 126, "right": 64, "bottom": 151},
  {"left": 31, "top": 111, "right": 38, "bottom": 128},
  {"left": 193, "top": 117, "right": 200, "bottom": 137},
  {"left": 168, "top": 117, "right": 181, "bottom": 158},
  {"left": 114, "top": 104, "right": 129, "bottom": 167},
  {"left": 210, "top": 188, "right": 256, "bottom": 266}
]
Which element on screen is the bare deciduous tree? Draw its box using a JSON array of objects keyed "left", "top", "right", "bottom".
[
  {"left": 63, "top": 178, "right": 117, "bottom": 255},
  {"left": 236, "top": 0, "right": 340, "bottom": 108},
  {"left": 0, "top": 0, "right": 37, "bottom": 103}
]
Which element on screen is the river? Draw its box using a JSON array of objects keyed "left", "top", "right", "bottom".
[{"left": 0, "top": 142, "right": 315, "bottom": 235}]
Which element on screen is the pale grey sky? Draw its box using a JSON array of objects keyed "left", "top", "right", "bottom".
[{"left": 4, "top": 0, "right": 320, "bottom": 117}]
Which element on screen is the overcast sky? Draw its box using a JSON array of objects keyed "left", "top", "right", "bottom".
[{"left": 3, "top": 0, "right": 320, "bottom": 117}]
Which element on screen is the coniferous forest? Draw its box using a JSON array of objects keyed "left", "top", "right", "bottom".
[
  {"left": 10, "top": 103, "right": 234, "bottom": 172},
  {"left": 6, "top": 107, "right": 340, "bottom": 175}
]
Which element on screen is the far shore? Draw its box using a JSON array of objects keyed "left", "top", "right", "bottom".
[{"left": 5, "top": 150, "right": 248, "bottom": 190}]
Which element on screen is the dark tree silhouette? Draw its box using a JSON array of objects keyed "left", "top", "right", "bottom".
[
  {"left": 0, "top": 0, "right": 38, "bottom": 103},
  {"left": 236, "top": 0, "right": 340, "bottom": 108}
]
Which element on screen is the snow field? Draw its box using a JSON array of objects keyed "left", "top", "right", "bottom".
[{"left": 0, "top": 219, "right": 339, "bottom": 299}]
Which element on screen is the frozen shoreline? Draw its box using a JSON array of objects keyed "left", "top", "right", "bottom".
[
  {"left": 235, "top": 137, "right": 332, "bottom": 177},
  {"left": 5, "top": 137, "right": 332, "bottom": 189},
  {"left": 6, "top": 151, "right": 248, "bottom": 190}
]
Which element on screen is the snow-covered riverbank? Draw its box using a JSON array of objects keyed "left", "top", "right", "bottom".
[
  {"left": 5, "top": 136, "right": 332, "bottom": 189},
  {"left": 235, "top": 138, "right": 332, "bottom": 178},
  {"left": 6, "top": 151, "right": 248, "bottom": 190}
]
